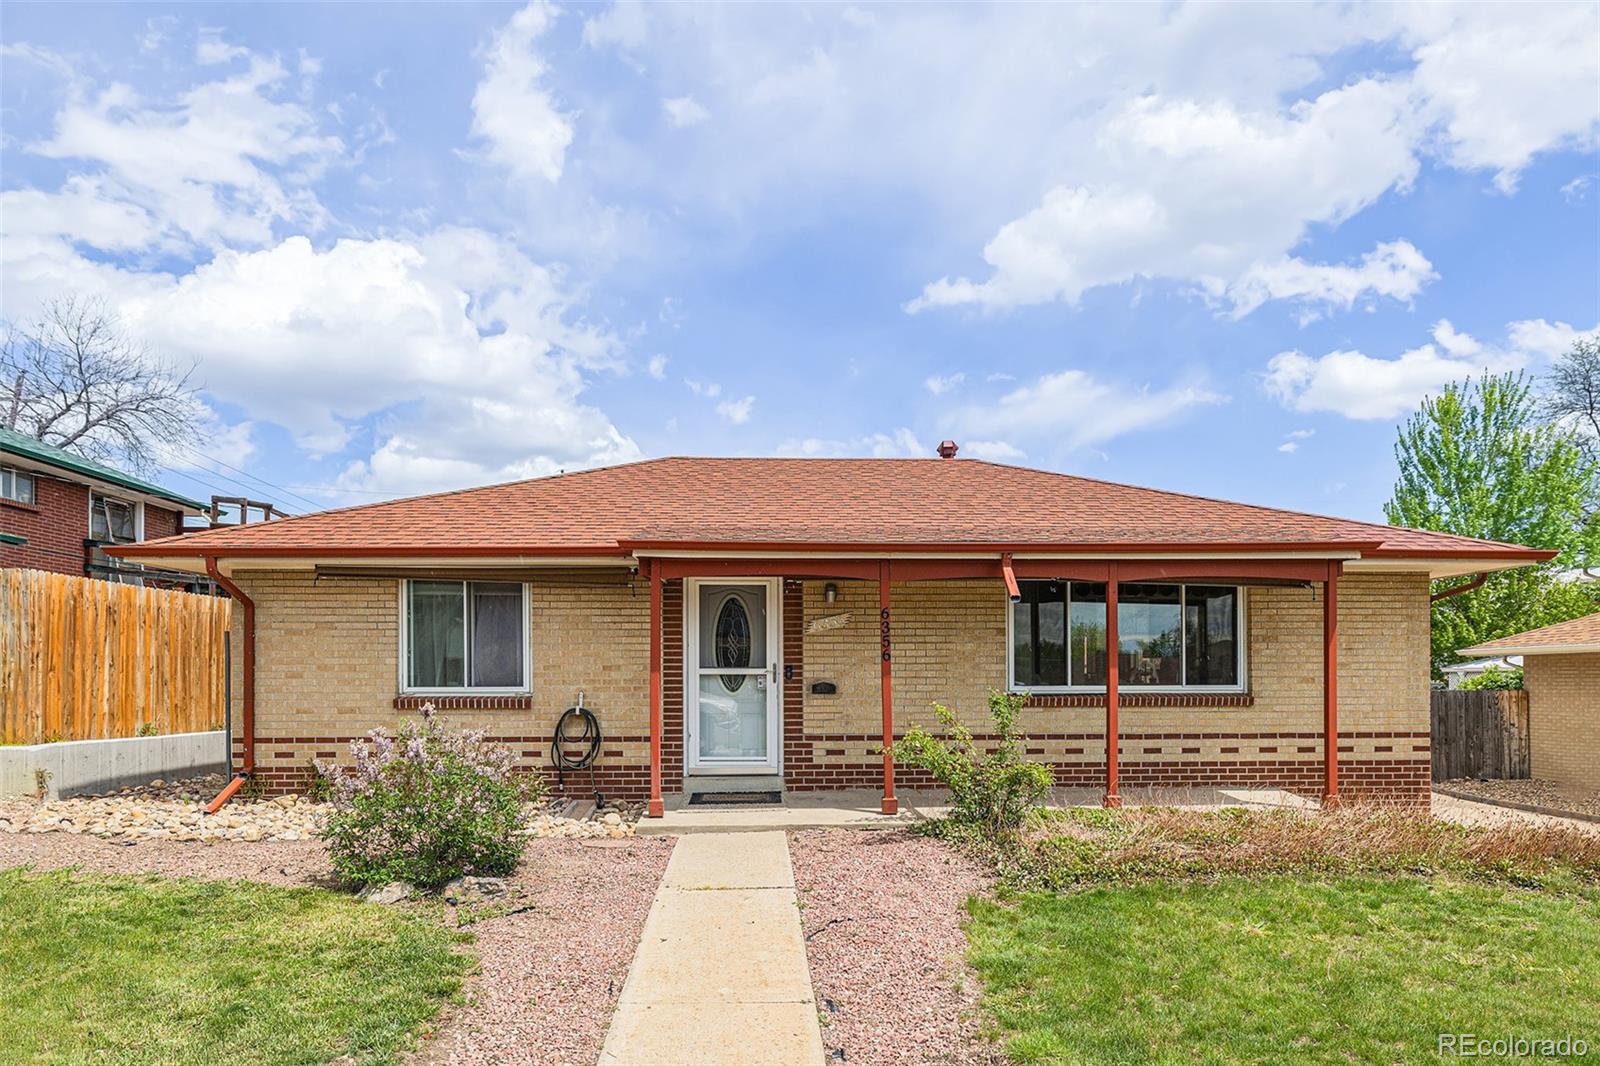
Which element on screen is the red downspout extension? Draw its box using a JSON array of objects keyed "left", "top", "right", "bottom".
[
  {"left": 1000, "top": 552, "right": 1021, "bottom": 602},
  {"left": 205, "top": 557, "right": 254, "bottom": 814},
  {"left": 1323, "top": 562, "right": 1341, "bottom": 807},
  {"left": 647, "top": 560, "right": 665, "bottom": 818},
  {"left": 1103, "top": 563, "right": 1122, "bottom": 808},
  {"left": 1430, "top": 573, "right": 1487, "bottom": 602},
  {"left": 879, "top": 560, "right": 898, "bottom": 815}
]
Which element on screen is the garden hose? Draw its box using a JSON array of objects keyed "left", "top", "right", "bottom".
[{"left": 551, "top": 695, "right": 604, "bottom": 807}]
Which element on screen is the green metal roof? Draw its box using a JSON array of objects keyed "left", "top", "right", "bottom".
[{"left": 0, "top": 427, "right": 206, "bottom": 511}]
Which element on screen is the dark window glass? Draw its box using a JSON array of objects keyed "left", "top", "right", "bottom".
[
  {"left": 408, "top": 580, "right": 525, "bottom": 689},
  {"left": 408, "top": 581, "right": 466, "bottom": 688},
  {"left": 1012, "top": 581, "right": 1067, "bottom": 687},
  {"left": 90, "top": 494, "right": 136, "bottom": 543},
  {"left": 469, "top": 582, "right": 524, "bottom": 687},
  {"left": 1184, "top": 585, "right": 1239, "bottom": 686},
  {"left": 1068, "top": 582, "right": 1108, "bottom": 686},
  {"left": 1119, "top": 584, "right": 1181, "bottom": 686}
]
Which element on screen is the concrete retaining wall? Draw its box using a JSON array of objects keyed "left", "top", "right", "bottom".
[{"left": 0, "top": 731, "right": 226, "bottom": 799}]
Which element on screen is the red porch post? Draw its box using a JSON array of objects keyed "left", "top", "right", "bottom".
[
  {"left": 879, "top": 560, "right": 898, "bottom": 815},
  {"left": 1323, "top": 562, "right": 1341, "bottom": 807},
  {"left": 647, "top": 559, "right": 664, "bottom": 818},
  {"left": 1103, "top": 563, "right": 1122, "bottom": 808}
]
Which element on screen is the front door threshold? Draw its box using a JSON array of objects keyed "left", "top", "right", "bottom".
[{"left": 682, "top": 774, "right": 785, "bottom": 794}]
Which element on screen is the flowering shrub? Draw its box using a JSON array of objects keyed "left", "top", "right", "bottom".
[
  {"left": 321, "top": 706, "right": 538, "bottom": 888},
  {"left": 889, "top": 689, "right": 1053, "bottom": 839}
]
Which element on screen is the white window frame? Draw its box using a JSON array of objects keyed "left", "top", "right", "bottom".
[
  {"left": 1006, "top": 580, "right": 1248, "bottom": 694},
  {"left": 397, "top": 579, "right": 532, "bottom": 695},
  {"left": 0, "top": 465, "right": 36, "bottom": 505},
  {"left": 87, "top": 492, "right": 143, "bottom": 543}
]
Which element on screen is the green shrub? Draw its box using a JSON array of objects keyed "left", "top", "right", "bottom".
[
  {"left": 888, "top": 689, "right": 1053, "bottom": 838},
  {"left": 135, "top": 722, "right": 160, "bottom": 737},
  {"left": 1458, "top": 665, "right": 1524, "bottom": 690},
  {"left": 321, "top": 706, "right": 538, "bottom": 889}
]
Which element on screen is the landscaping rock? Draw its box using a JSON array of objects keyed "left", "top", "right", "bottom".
[
  {"left": 441, "top": 875, "right": 508, "bottom": 904},
  {"left": 360, "top": 881, "right": 414, "bottom": 905},
  {"left": 1, "top": 775, "right": 642, "bottom": 844}
]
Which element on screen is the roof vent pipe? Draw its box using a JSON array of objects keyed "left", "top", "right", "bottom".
[{"left": 936, "top": 440, "right": 959, "bottom": 459}]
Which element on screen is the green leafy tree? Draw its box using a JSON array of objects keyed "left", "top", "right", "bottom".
[{"left": 1385, "top": 372, "right": 1600, "bottom": 676}]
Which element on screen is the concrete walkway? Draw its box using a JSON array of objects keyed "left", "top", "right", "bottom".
[{"left": 598, "top": 832, "right": 825, "bottom": 1066}]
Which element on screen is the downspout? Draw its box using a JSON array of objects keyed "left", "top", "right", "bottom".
[
  {"left": 1000, "top": 552, "right": 1021, "bottom": 603},
  {"left": 1431, "top": 573, "right": 1488, "bottom": 603},
  {"left": 205, "top": 556, "right": 254, "bottom": 813}
]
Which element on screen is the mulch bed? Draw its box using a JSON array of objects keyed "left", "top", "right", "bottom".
[
  {"left": 789, "top": 829, "right": 1003, "bottom": 1066},
  {"left": 0, "top": 831, "right": 675, "bottom": 1066}
]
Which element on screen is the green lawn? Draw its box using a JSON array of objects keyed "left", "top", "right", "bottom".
[
  {"left": 966, "top": 875, "right": 1600, "bottom": 1065},
  {"left": 0, "top": 868, "right": 472, "bottom": 1066}
]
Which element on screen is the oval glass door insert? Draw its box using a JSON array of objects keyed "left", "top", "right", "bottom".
[{"left": 715, "top": 595, "right": 752, "bottom": 691}]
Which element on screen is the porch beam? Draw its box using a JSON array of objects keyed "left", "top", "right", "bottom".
[
  {"left": 647, "top": 559, "right": 664, "bottom": 818},
  {"left": 651, "top": 557, "right": 882, "bottom": 581},
  {"left": 1111, "top": 558, "right": 1336, "bottom": 584},
  {"left": 1104, "top": 562, "right": 1122, "bottom": 808},
  {"left": 879, "top": 560, "right": 898, "bottom": 815},
  {"left": 1323, "top": 561, "right": 1341, "bottom": 807}
]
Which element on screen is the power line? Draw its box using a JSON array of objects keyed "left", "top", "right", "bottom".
[{"left": 165, "top": 440, "right": 325, "bottom": 512}]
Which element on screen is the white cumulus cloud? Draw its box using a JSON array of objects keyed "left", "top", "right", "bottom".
[
  {"left": 953, "top": 369, "right": 1228, "bottom": 450},
  {"left": 1263, "top": 318, "right": 1600, "bottom": 421},
  {"left": 471, "top": 1, "right": 574, "bottom": 184}
]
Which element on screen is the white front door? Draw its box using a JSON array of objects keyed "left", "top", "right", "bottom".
[{"left": 684, "top": 579, "right": 781, "bottom": 774}]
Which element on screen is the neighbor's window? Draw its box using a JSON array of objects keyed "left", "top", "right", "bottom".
[
  {"left": 404, "top": 580, "right": 527, "bottom": 691},
  {"left": 0, "top": 466, "right": 35, "bottom": 505},
  {"left": 89, "top": 493, "right": 137, "bottom": 542},
  {"left": 1011, "top": 581, "right": 1242, "bottom": 690}
]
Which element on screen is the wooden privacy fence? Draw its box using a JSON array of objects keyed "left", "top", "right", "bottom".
[
  {"left": 1430, "top": 689, "right": 1530, "bottom": 783},
  {"left": 0, "top": 568, "right": 230, "bottom": 744}
]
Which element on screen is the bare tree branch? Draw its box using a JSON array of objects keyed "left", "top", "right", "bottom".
[{"left": 0, "top": 295, "right": 208, "bottom": 475}]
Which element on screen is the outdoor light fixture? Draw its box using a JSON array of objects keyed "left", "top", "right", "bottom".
[{"left": 824, "top": 582, "right": 838, "bottom": 605}]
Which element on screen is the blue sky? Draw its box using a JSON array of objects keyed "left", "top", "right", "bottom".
[{"left": 2, "top": 1, "right": 1597, "bottom": 523}]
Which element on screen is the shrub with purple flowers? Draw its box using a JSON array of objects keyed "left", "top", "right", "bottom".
[{"left": 320, "top": 705, "right": 539, "bottom": 888}]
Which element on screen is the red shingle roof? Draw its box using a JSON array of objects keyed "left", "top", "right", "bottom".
[
  {"left": 1461, "top": 612, "right": 1600, "bottom": 656},
  {"left": 115, "top": 457, "right": 1552, "bottom": 561}
]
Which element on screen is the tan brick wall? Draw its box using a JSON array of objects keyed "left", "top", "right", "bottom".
[
  {"left": 227, "top": 567, "right": 1430, "bottom": 800},
  {"left": 793, "top": 573, "right": 1431, "bottom": 791},
  {"left": 226, "top": 570, "right": 649, "bottom": 791},
  {"left": 1525, "top": 652, "right": 1600, "bottom": 792}
]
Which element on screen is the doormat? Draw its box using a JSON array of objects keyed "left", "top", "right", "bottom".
[{"left": 687, "top": 790, "right": 782, "bottom": 807}]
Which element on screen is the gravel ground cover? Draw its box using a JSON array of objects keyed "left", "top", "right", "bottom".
[
  {"left": 413, "top": 836, "right": 674, "bottom": 1066},
  {"left": 789, "top": 829, "right": 1002, "bottom": 1066},
  {"left": 0, "top": 831, "right": 334, "bottom": 885},
  {"left": 0, "top": 773, "right": 640, "bottom": 842},
  {"left": 1440, "top": 778, "right": 1600, "bottom": 819}
]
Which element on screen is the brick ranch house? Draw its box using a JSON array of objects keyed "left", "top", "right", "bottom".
[
  {"left": 111, "top": 450, "right": 1552, "bottom": 814},
  {"left": 1461, "top": 612, "right": 1600, "bottom": 795},
  {"left": 0, "top": 426, "right": 205, "bottom": 581}
]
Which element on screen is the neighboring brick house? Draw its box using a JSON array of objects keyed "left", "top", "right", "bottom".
[
  {"left": 0, "top": 427, "right": 206, "bottom": 581},
  {"left": 1461, "top": 613, "right": 1600, "bottom": 794},
  {"left": 112, "top": 447, "right": 1553, "bottom": 813}
]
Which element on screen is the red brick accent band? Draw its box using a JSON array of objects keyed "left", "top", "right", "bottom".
[
  {"left": 1026, "top": 692, "right": 1255, "bottom": 708},
  {"left": 392, "top": 694, "right": 534, "bottom": 711}
]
